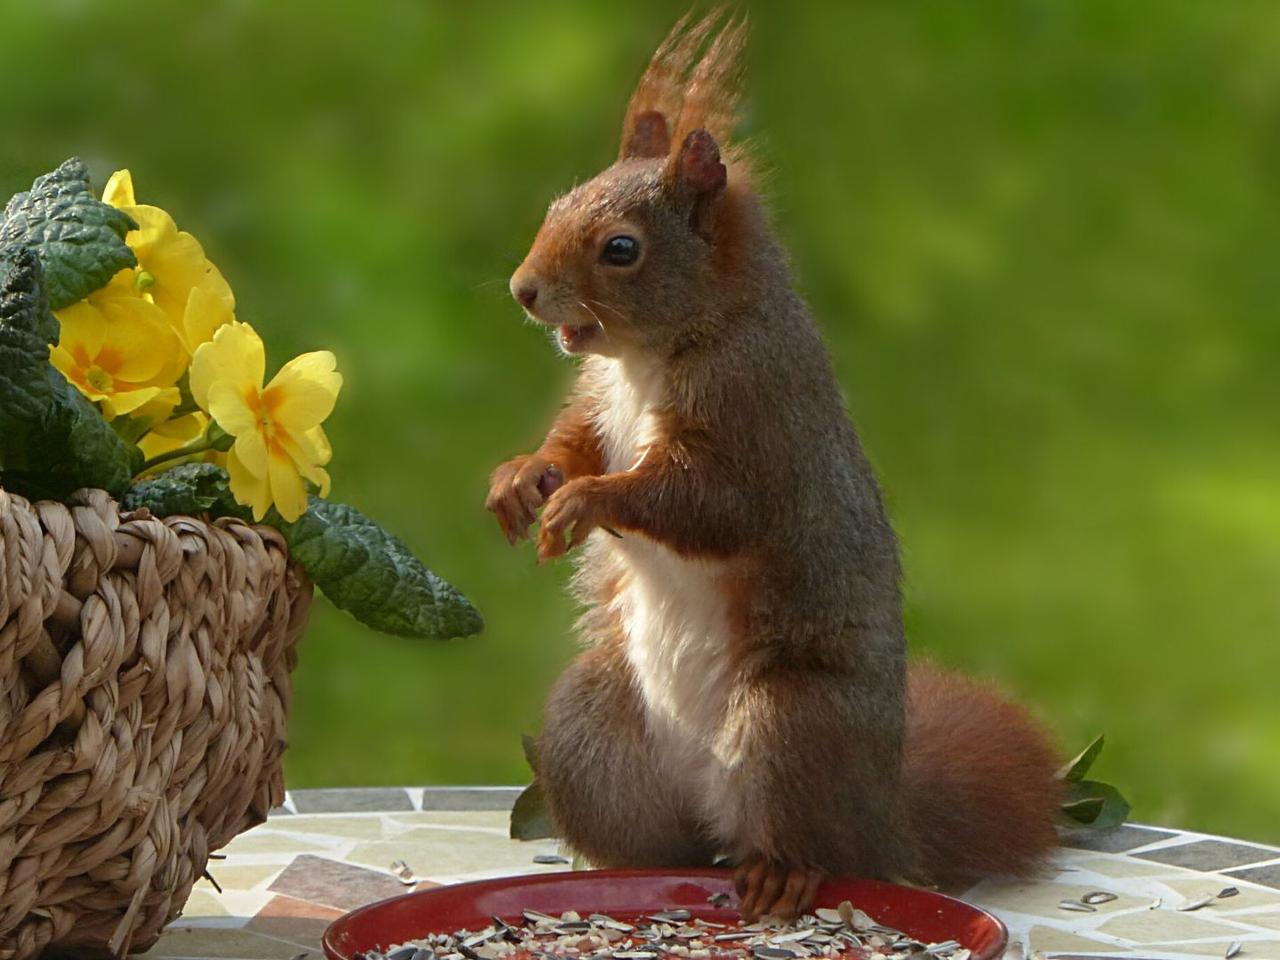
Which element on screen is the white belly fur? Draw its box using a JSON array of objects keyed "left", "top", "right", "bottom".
[{"left": 591, "top": 357, "right": 739, "bottom": 827}]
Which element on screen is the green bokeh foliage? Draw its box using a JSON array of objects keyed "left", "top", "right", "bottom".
[{"left": 1, "top": 1, "right": 1276, "bottom": 841}]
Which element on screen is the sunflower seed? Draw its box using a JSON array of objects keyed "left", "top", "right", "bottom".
[
  {"left": 1219, "top": 887, "right": 1240, "bottom": 899},
  {"left": 707, "top": 892, "right": 733, "bottom": 908},
  {"left": 589, "top": 915, "right": 635, "bottom": 932},
  {"left": 1148, "top": 898, "right": 1162, "bottom": 910},
  {"left": 535, "top": 854, "right": 571, "bottom": 865},
  {"left": 1081, "top": 891, "right": 1117, "bottom": 905},
  {"left": 1225, "top": 942, "right": 1243, "bottom": 959},
  {"left": 753, "top": 948, "right": 797, "bottom": 960},
  {"left": 524, "top": 910, "right": 561, "bottom": 925},
  {"left": 1178, "top": 895, "right": 1216, "bottom": 912},
  {"left": 1057, "top": 900, "right": 1096, "bottom": 913},
  {"left": 925, "top": 942, "right": 961, "bottom": 955},
  {"left": 813, "top": 909, "right": 843, "bottom": 925},
  {"left": 650, "top": 911, "right": 692, "bottom": 923},
  {"left": 389, "top": 859, "right": 418, "bottom": 886}
]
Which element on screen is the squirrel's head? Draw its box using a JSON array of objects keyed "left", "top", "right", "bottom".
[{"left": 509, "top": 11, "right": 752, "bottom": 359}]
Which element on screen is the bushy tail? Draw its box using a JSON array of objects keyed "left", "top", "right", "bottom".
[{"left": 901, "top": 662, "right": 1062, "bottom": 885}]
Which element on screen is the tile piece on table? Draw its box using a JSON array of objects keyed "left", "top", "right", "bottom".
[
  {"left": 343, "top": 829, "right": 566, "bottom": 881},
  {"left": 1225, "top": 862, "right": 1280, "bottom": 890},
  {"left": 1025, "top": 923, "right": 1128, "bottom": 956},
  {"left": 245, "top": 893, "right": 347, "bottom": 948},
  {"left": 1059, "top": 824, "right": 1177, "bottom": 853},
  {"left": 391, "top": 810, "right": 513, "bottom": 833},
  {"left": 1217, "top": 910, "right": 1280, "bottom": 932},
  {"left": 1160, "top": 876, "right": 1280, "bottom": 912},
  {"left": 195, "top": 862, "right": 290, "bottom": 895},
  {"left": 139, "top": 926, "right": 310, "bottom": 959},
  {"left": 419, "top": 787, "right": 523, "bottom": 811},
  {"left": 1133, "top": 840, "right": 1280, "bottom": 871},
  {"left": 268, "top": 853, "right": 411, "bottom": 911},
  {"left": 1097, "top": 906, "right": 1251, "bottom": 942},
  {"left": 967, "top": 878, "right": 1146, "bottom": 919},
  {"left": 1145, "top": 940, "right": 1280, "bottom": 957},
  {"left": 267, "top": 813, "right": 391, "bottom": 841},
  {"left": 291, "top": 787, "right": 414, "bottom": 813},
  {"left": 1065, "top": 855, "right": 1181, "bottom": 879},
  {"left": 218, "top": 829, "right": 333, "bottom": 857}
]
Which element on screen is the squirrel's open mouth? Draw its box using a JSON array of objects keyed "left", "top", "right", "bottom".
[{"left": 557, "top": 322, "right": 602, "bottom": 354}]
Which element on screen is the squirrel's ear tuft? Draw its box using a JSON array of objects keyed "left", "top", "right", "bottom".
[
  {"left": 671, "top": 128, "right": 727, "bottom": 197},
  {"left": 621, "top": 109, "right": 672, "bottom": 160}
]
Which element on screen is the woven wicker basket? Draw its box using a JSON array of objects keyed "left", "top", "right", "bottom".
[{"left": 0, "top": 486, "right": 312, "bottom": 959}]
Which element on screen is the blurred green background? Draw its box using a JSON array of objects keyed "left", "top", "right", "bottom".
[{"left": 1, "top": 1, "right": 1276, "bottom": 842}]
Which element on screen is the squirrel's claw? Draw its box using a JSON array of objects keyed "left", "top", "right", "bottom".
[
  {"left": 734, "top": 856, "right": 822, "bottom": 923},
  {"left": 487, "top": 454, "right": 557, "bottom": 544},
  {"left": 536, "top": 479, "right": 602, "bottom": 563}
]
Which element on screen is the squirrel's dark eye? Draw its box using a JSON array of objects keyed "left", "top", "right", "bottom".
[{"left": 600, "top": 235, "right": 640, "bottom": 266}]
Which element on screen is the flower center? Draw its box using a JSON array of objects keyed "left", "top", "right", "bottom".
[
  {"left": 85, "top": 366, "right": 113, "bottom": 392},
  {"left": 135, "top": 269, "right": 156, "bottom": 292}
]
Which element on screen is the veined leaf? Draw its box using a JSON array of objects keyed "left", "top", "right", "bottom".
[
  {"left": 1058, "top": 733, "right": 1105, "bottom": 783},
  {"left": 0, "top": 248, "right": 139, "bottom": 498},
  {"left": 1, "top": 158, "right": 136, "bottom": 309}
]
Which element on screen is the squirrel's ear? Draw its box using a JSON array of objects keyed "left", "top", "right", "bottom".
[
  {"left": 668, "top": 129, "right": 727, "bottom": 239},
  {"left": 621, "top": 109, "right": 671, "bottom": 159}
]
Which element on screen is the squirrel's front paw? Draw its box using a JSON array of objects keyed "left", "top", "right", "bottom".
[
  {"left": 734, "top": 855, "right": 823, "bottom": 922},
  {"left": 486, "top": 455, "right": 564, "bottom": 545},
  {"left": 537, "top": 478, "right": 606, "bottom": 562}
]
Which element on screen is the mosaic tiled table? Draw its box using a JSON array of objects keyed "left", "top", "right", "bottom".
[{"left": 139, "top": 787, "right": 1280, "bottom": 960}]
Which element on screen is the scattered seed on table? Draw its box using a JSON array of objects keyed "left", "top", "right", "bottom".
[
  {"left": 534, "top": 854, "right": 571, "bottom": 865},
  {"left": 1081, "top": 891, "right": 1117, "bottom": 905},
  {"left": 1057, "top": 900, "right": 1095, "bottom": 913},
  {"left": 1218, "top": 886, "right": 1240, "bottom": 899},
  {"left": 1225, "top": 942, "right": 1243, "bottom": 958},
  {"left": 1177, "top": 895, "right": 1216, "bottom": 912}
]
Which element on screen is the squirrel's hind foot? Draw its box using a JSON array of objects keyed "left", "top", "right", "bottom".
[{"left": 733, "top": 855, "right": 823, "bottom": 923}]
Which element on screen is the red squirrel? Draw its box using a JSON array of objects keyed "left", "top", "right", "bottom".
[{"left": 486, "top": 12, "right": 1062, "bottom": 920}]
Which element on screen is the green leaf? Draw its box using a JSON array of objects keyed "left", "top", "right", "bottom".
[
  {"left": 1058, "top": 733, "right": 1105, "bottom": 783},
  {"left": 0, "top": 248, "right": 140, "bottom": 498},
  {"left": 1062, "top": 778, "right": 1131, "bottom": 828},
  {"left": 123, "top": 462, "right": 249, "bottom": 518},
  {"left": 279, "top": 498, "right": 483, "bottom": 640},
  {"left": 521, "top": 733, "right": 541, "bottom": 773},
  {"left": 509, "top": 780, "right": 557, "bottom": 841},
  {"left": 121, "top": 464, "right": 482, "bottom": 641},
  {"left": 1, "top": 158, "right": 136, "bottom": 309}
]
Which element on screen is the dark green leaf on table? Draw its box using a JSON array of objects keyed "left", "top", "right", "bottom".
[
  {"left": 510, "top": 779, "right": 557, "bottom": 841},
  {"left": 1062, "top": 778, "right": 1131, "bottom": 828},
  {"left": 1, "top": 158, "right": 136, "bottom": 309},
  {"left": 1058, "top": 733, "right": 1105, "bottom": 783}
]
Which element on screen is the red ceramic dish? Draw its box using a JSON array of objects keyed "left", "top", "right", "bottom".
[{"left": 323, "top": 869, "right": 1007, "bottom": 960}]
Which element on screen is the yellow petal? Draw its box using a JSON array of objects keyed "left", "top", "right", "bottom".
[
  {"left": 102, "top": 169, "right": 135, "bottom": 207},
  {"left": 190, "top": 321, "right": 265, "bottom": 411},
  {"left": 297, "top": 425, "right": 333, "bottom": 466},
  {"left": 124, "top": 204, "right": 180, "bottom": 258},
  {"left": 137, "top": 412, "right": 208, "bottom": 461},
  {"left": 263, "top": 351, "right": 342, "bottom": 430},
  {"left": 127, "top": 386, "right": 181, "bottom": 423},
  {"left": 268, "top": 449, "right": 308, "bottom": 522},
  {"left": 228, "top": 446, "right": 272, "bottom": 521},
  {"left": 93, "top": 297, "right": 179, "bottom": 383},
  {"left": 207, "top": 381, "right": 258, "bottom": 436},
  {"left": 55, "top": 300, "right": 108, "bottom": 357},
  {"left": 48, "top": 344, "right": 80, "bottom": 383},
  {"left": 181, "top": 280, "right": 235, "bottom": 354},
  {"left": 232, "top": 430, "right": 269, "bottom": 479},
  {"left": 101, "top": 385, "right": 164, "bottom": 417},
  {"left": 279, "top": 429, "right": 333, "bottom": 496}
]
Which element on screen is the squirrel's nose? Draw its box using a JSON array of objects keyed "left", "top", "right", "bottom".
[{"left": 512, "top": 279, "right": 539, "bottom": 310}]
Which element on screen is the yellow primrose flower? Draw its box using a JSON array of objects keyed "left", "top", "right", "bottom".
[
  {"left": 189, "top": 322, "right": 341, "bottom": 522},
  {"left": 102, "top": 169, "right": 235, "bottom": 338},
  {"left": 137, "top": 412, "right": 217, "bottom": 464},
  {"left": 50, "top": 296, "right": 183, "bottom": 419}
]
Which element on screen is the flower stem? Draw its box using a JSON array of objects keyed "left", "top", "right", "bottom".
[{"left": 139, "top": 438, "right": 216, "bottom": 473}]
